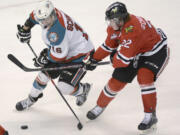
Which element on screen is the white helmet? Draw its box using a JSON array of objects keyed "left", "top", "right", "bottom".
[{"left": 34, "top": 0, "right": 56, "bottom": 28}]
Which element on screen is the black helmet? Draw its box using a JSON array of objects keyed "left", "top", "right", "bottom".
[{"left": 105, "top": 2, "right": 128, "bottom": 21}]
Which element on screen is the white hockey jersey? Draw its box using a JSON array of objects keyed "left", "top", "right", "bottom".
[{"left": 30, "top": 8, "right": 94, "bottom": 63}]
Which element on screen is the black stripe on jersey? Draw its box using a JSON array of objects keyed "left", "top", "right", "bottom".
[
  {"left": 141, "top": 29, "right": 167, "bottom": 57},
  {"left": 152, "top": 38, "right": 166, "bottom": 52},
  {"left": 117, "top": 52, "right": 132, "bottom": 63},
  {"left": 152, "top": 29, "right": 167, "bottom": 52},
  {"left": 104, "top": 86, "right": 117, "bottom": 97},
  {"left": 102, "top": 43, "right": 115, "bottom": 52},
  {"left": 141, "top": 87, "right": 156, "bottom": 92}
]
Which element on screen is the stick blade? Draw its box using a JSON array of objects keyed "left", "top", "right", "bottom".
[{"left": 7, "top": 54, "right": 27, "bottom": 71}]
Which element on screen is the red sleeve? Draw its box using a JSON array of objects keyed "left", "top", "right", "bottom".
[
  {"left": 93, "top": 27, "right": 119, "bottom": 61},
  {"left": 93, "top": 47, "right": 110, "bottom": 61}
]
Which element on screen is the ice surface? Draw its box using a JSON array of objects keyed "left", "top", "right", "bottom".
[{"left": 0, "top": 0, "right": 180, "bottom": 135}]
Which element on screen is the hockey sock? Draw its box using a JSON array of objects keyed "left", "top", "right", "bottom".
[
  {"left": 142, "top": 92, "right": 156, "bottom": 112},
  {"left": 30, "top": 72, "right": 49, "bottom": 97},
  {"left": 97, "top": 78, "right": 127, "bottom": 108},
  {"left": 57, "top": 81, "right": 79, "bottom": 95},
  {"left": 34, "top": 72, "right": 49, "bottom": 89},
  {"left": 30, "top": 86, "right": 43, "bottom": 98},
  {"left": 138, "top": 68, "right": 156, "bottom": 112},
  {"left": 71, "top": 85, "right": 80, "bottom": 96},
  {"left": 32, "top": 79, "right": 47, "bottom": 91}
]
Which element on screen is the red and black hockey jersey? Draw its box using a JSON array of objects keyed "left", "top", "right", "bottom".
[{"left": 93, "top": 14, "right": 167, "bottom": 68}]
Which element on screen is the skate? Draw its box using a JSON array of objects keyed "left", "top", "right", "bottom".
[
  {"left": 138, "top": 111, "right": 158, "bottom": 134},
  {"left": 16, "top": 93, "right": 43, "bottom": 111},
  {"left": 76, "top": 83, "right": 91, "bottom": 106},
  {"left": 87, "top": 105, "right": 105, "bottom": 120}
]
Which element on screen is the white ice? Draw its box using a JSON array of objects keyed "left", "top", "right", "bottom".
[{"left": 0, "top": 0, "right": 180, "bottom": 135}]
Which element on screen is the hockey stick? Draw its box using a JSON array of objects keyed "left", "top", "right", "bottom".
[
  {"left": 7, "top": 54, "right": 110, "bottom": 72},
  {"left": 27, "top": 42, "right": 38, "bottom": 58},
  {"left": 26, "top": 42, "right": 84, "bottom": 130},
  {"left": 8, "top": 54, "right": 83, "bottom": 72},
  {"left": 8, "top": 46, "right": 110, "bottom": 129}
]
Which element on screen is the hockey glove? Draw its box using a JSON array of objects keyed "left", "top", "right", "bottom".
[
  {"left": 83, "top": 51, "right": 99, "bottom": 71},
  {"left": 33, "top": 48, "right": 49, "bottom": 67},
  {"left": 17, "top": 24, "right": 31, "bottom": 43}
]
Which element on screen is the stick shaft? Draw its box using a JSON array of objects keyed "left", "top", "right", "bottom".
[{"left": 26, "top": 43, "right": 83, "bottom": 124}]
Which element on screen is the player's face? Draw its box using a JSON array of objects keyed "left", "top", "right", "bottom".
[
  {"left": 38, "top": 13, "right": 55, "bottom": 29},
  {"left": 107, "top": 18, "right": 124, "bottom": 30}
]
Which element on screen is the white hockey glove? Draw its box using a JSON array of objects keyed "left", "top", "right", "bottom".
[
  {"left": 33, "top": 48, "right": 49, "bottom": 67},
  {"left": 17, "top": 24, "right": 31, "bottom": 43}
]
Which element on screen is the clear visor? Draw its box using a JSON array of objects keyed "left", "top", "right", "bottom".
[
  {"left": 106, "top": 18, "right": 121, "bottom": 30},
  {"left": 37, "top": 12, "right": 55, "bottom": 28}
]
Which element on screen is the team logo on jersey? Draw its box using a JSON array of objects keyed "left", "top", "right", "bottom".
[
  {"left": 125, "top": 25, "right": 133, "bottom": 33},
  {"left": 48, "top": 32, "right": 58, "bottom": 42}
]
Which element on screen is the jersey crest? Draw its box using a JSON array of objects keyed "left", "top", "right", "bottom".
[
  {"left": 125, "top": 25, "right": 133, "bottom": 33},
  {"left": 48, "top": 32, "right": 58, "bottom": 42}
]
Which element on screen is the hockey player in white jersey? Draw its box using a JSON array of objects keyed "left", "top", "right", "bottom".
[{"left": 16, "top": 0, "right": 94, "bottom": 110}]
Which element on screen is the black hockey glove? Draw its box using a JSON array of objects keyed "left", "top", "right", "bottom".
[
  {"left": 110, "top": 50, "right": 117, "bottom": 63},
  {"left": 33, "top": 48, "right": 49, "bottom": 67},
  {"left": 83, "top": 51, "right": 99, "bottom": 71},
  {"left": 17, "top": 24, "right": 31, "bottom": 43}
]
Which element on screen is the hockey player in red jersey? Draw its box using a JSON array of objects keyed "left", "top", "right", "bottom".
[
  {"left": 84, "top": 1, "right": 169, "bottom": 133},
  {"left": 0, "top": 125, "right": 8, "bottom": 135}
]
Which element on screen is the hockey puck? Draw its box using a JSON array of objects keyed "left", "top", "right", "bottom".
[
  {"left": 77, "top": 123, "right": 83, "bottom": 130},
  {"left": 21, "top": 125, "right": 28, "bottom": 130}
]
